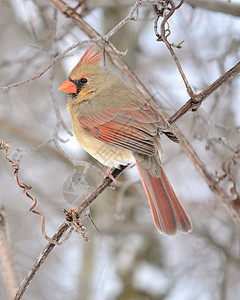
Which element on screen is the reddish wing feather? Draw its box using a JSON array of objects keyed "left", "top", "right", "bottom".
[{"left": 78, "top": 104, "right": 160, "bottom": 156}]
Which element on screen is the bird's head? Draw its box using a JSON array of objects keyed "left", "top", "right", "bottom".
[{"left": 58, "top": 45, "right": 107, "bottom": 101}]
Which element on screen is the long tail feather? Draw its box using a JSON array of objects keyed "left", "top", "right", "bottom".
[{"left": 136, "top": 160, "right": 192, "bottom": 235}]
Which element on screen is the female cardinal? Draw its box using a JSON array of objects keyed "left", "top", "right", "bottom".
[{"left": 58, "top": 45, "right": 192, "bottom": 235}]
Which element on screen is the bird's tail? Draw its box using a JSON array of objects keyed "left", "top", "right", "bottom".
[{"left": 135, "top": 160, "right": 192, "bottom": 235}]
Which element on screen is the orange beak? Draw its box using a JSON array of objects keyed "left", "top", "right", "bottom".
[{"left": 58, "top": 80, "right": 77, "bottom": 94}]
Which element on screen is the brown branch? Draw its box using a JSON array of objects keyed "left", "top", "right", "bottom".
[
  {"left": 14, "top": 222, "right": 69, "bottom": 300},
  {"left": 168, "top": 61, "right": 240, "bottom": 125},
  {"left": 0, "top": 206, "right": 18, "bottom": 300}
]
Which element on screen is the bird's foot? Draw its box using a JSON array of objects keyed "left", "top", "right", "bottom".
[{"left": 104, "top": 166, "right": 117, "bottom": 183}]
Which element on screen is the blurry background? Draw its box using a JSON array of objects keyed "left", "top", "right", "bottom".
[{"left": 0, "top": 0, "right": 240, "bottom": 299}]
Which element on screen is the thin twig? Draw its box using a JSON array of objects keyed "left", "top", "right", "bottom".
[
  {"left": 49, "top": 9, "right": 73, "bottom": 137},
  {"left": 155, "top": 0, "right": 195, "bottom": 98},
  {"left": 104, "top": 0, "right": 141, "bottom": 41},
  {"left": 0, "top": 39, "right": 99, "bottom": 91}
]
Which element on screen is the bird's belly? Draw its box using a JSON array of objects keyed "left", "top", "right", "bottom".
[{"left": 73, "top": 124, "right": 134, "bottom": 167}]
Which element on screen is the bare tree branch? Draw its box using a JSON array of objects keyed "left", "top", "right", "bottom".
[
  {"left": 0, "top": 206, "right": 18, "bottom": 300},
  {"left": 169, "top": 62, "right": 240, "bottom": 124},
  {"left": 14, "top": 222, "right": 69, "bottom": 300}
]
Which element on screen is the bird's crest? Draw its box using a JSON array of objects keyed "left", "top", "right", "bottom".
[{"left": 76, "top": 45, "right": 103, "bottom": 68}]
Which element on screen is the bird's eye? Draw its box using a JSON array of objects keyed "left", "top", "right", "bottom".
[{"left": 80, "top": 78, "right": 88, "bottom": 84}]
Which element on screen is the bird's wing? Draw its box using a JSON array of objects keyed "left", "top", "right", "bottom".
[{"left": 78, "top": 103, "right": 169, "bottom": 156}]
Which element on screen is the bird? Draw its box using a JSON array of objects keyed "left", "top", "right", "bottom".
[{"left": 58, "top": 45, "right": 192, "bottom": 235}]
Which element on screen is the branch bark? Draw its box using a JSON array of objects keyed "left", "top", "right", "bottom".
[
  {"left": 169, "top": 62, "right": 240, "bottom": 124},
  {"left": 14, "top": 222, "right": 69, "bottom": 300},
  {"left": 0, "top": 206, "right": 18, "bottom": 300}
]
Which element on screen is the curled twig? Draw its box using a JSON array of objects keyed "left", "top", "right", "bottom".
[
  {"left": 221, "top": 145, "right": 240, "bottom": 198},
  {"left": 0, "top": 140, "right": 73, "bottom": 245},
  {"left": 153, "top": 0, "right": 195, "bottom": 99}
]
